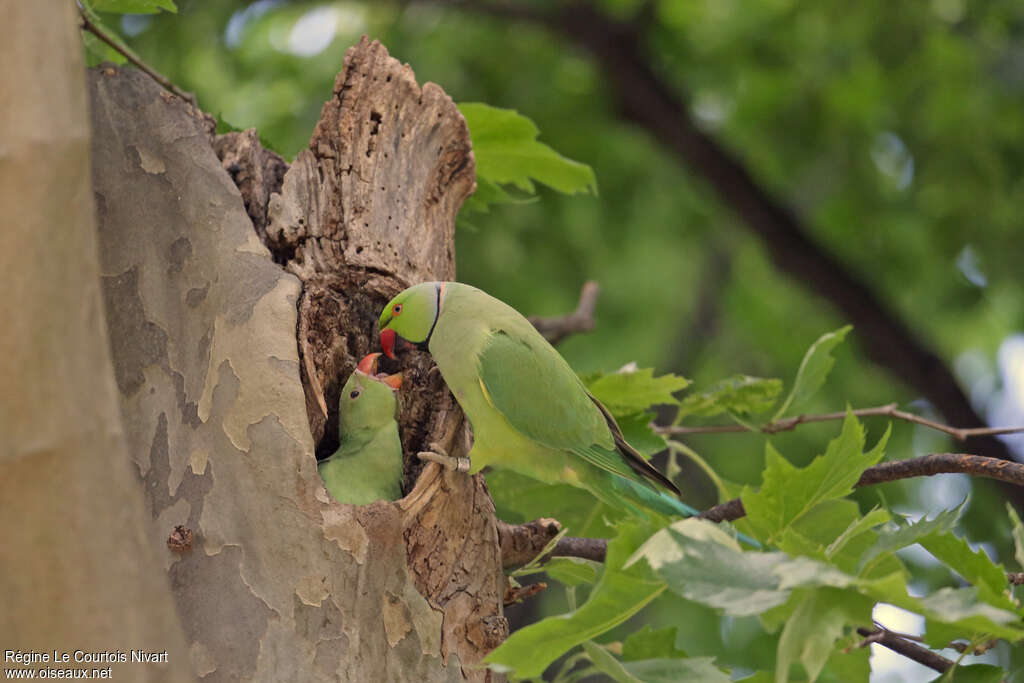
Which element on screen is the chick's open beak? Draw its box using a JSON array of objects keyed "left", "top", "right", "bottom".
[{"left": 356, "top": 352, "right": 381, "bottom": 375}]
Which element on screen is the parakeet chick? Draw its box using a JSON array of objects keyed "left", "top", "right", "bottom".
[{"left": 319, "top": 353, "right": 403, "bottom": 505}]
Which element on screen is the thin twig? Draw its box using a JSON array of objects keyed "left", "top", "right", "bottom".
[
  {"left": 529, "top": 281, "right": 600, "bottom": 345},
  {"left": 78, "top": 7, "right": 197, "bottom": 106},
  {"left": 948, "top": 638, "right": 999, "bottom": 655},
  {"left": 854, "top": 627, "right": 953, "bottom": 673},
  {"left": 503, "top": 581, "right": 547, "bottom": 606},
  {"left": 552, "top": 535, "right": 607, "bottom": 563},
  {"left": 659, "top": 403, "right": 1024, "bottom": 442}
]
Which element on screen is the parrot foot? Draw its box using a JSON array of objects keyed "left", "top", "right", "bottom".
[{"left": 417, "top": 443, "right": 471, "bottom": 473}]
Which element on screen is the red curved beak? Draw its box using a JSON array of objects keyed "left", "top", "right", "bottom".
[
  {"left": 382, "top": 373, "right": 402, "bottom": 390},
  {"left": 380, "top": 328, "right": 397, "bottom": 360},
  {"left": 356, "top": 352, "right": 381, "bottom": 375}
]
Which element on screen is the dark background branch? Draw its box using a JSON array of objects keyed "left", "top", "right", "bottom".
[
  {"left": 441, "top": 0, "right": 1024, "bottom": 514},
  {"left": 855, "top": 627, "right": 953, "bottom": 674},
  {"left": 529, "top": 281, "right": 600, "bottom": 345}
]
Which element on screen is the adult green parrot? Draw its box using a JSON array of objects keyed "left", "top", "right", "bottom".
[
  {"left": 378, "top": 282, "right": 699, "bottom": 521},
  {"left": 319, "top": 353, "right": 404, "bottom": 505}
]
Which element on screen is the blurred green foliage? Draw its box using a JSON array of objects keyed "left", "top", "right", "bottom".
[{"left": 85, "top": 0, "right": 1024, "bottom": 678}]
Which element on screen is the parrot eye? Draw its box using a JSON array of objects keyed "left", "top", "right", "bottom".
[
  {"left": 393, "top": 304, "right": 403, "bottom": 315},
  {"left": 349, "top": 390, "right": 360, "bottom": 399}
]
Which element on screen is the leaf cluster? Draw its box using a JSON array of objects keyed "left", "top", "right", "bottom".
[{"left": 489, "top": 330, "right": 1024, "bottom": 681}]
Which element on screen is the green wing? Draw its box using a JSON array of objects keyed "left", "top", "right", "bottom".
[{"left": 477, "top": 330, "right": 679, "bottom": 493}]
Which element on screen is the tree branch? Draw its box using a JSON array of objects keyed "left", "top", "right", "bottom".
[
  {"left": 529, "top": 281, "right": 600, "bottom": 345},
  {"left": 498, "top": 452, "right": 1024, "bottom": 568},
  {"left": 660, "top": 403, "right": 1024, "bottom": 442},
  {"left": 497, "top": 518, "right": 562, "bottom": 568},
  {"left": 854, "top": 627, "right": 953, "bottom": 673},
  {"left": 701, "top": 453, "right": 1024, "bottom": 522},
  {"left": 78, "top": 7, "right": 196, "bottom": 105},
  {"left": 552, "top": 535, "right": 607, "bottom": 563}
]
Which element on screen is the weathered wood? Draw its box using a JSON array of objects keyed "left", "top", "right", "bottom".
[
  {"left": 90, "top": 37, "right": 504, "bottom": 682},
  {"left": 0, "top": 3, "right": 191, "bottom": 680}
]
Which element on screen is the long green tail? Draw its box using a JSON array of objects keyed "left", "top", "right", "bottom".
[{"left": 607, "top": 476, "right": 762, "bottom": 548}]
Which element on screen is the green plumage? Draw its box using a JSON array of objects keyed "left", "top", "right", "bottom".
[
  {"left": 318, "top": 367, "right": 403, "bottom": 505},
  {"left": 380, "top": 282, "right": 697, "bottom": 521}
]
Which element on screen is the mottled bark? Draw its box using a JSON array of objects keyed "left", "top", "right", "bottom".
[
  {"left": 0, "top": 3, "right": 191, "bottom": 680},
  {"left": 89, "top": 37, "right": 505, "bottom": 682}
]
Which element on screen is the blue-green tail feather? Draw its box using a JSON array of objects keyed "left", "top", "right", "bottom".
[{"left": 606, "top": 476, "right": 762, "bottom": 548}]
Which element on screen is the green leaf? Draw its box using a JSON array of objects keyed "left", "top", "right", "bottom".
[
  {"left": 545, "top": 557, "right": 601, "bottom": 587},
  {"left": 485, "top": 521, "right": 664, "bottom": 679},
  {"left": 916, "top": 587, "right": 1024, "bottom": 643},
  {"left": 817, "top": 642, "right": 871, "bottom": 683},
  {"left": 586, "top": 367, "right": 691, "bottom": 414},
  {"left": 773, "top": 326, "right": 852, "bottom": 419},
  {"left": 742, "top": 413, "right": 888, "bottom": 542},
  {"left": 937, "top": 664, "right": 1008, "bottom": 683},
  {"left": 616, "top": 411, "right": 668, "bottom": 456},
  {"left": 629, "top": 519, "right": 860, "bottom": 617},
  {"left": 459, "top": 103, "right": 598, "bottom": 205},
  {"left": 583, "top": 642, "right": 733, "bottom": 683},
  {"left": 677, "top": 375, "right": 782, "bottom": 419},
  {"left": 90, "top": 0, "right": 177, "bottom": 13},
  {"left": 623, "top": 656, "right": 732, "bottom": 683},
  {"left": 1008, "top": 503, "right": 1024, "bottom": 570},
  {"left": 919, "top": 531, "right": 1010, "bottom": 601},
  {"left": 582, "top": 642, "right": 642, "bottom": 683},
  {"left": 826, "top": 506, "right": 891, "bottom": 562},
  {"left": 460, "top": 176, "right": 519, "bottom": 215},
  {"left": 858, "top": 501, "right": 965, "bottom": 574},
  {"left": 774, "top": 589, "right": 872, "bottom": 683},
  {"left": 622, "top": 626, "right": 687, "bottom": 661}
]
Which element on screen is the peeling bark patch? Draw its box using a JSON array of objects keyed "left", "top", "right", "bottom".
[
  {"left": 223, "top": 251, "right": 282, "bottom": 325},
  {"left": 322, "top": 505, "right": 369, "bottom": 563},
  {"left": 168, "top": 236, "right": 191, "bottom": 274},
  {"left": 170, "top": 545, "right": 272, "bottom": 681},
  {"left": 135, "top": 144, "right": 166, "bottom": 174},
  {"left": 101, "top": 267, "right": 169, "bottom": 396},
  {"left": 381, "top": 592, "right": 412, "bottom": 647},
  {"left": 186, "top": 283, "right": 209, "bottom": 307},
  {"left": 295, "top": 574, "right": 330, "bottom": 607},
  {"left": 143, "top": 410, "right": 213, "bottom": 526},
  {"left": 146, "top": 412, "right": 171, "bottom": 504},
  {"left": 294, "top": 594, "right": 346, "bottom": 659},
  {"left": 171, "top": 367, "right": 203, "bottom": 429}
]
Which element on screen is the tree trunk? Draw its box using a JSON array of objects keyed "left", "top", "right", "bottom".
[
  {"left": 0, "top": 2, "right": 192, "bottom": 680},
  {"left": 88, "top": 37, "right": 506, "bottom": 681}
]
